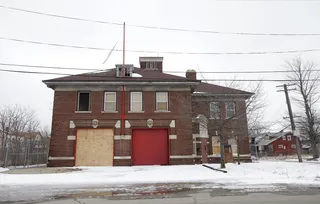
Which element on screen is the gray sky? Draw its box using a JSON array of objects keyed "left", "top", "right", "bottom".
[{"left": 1, "top": 0, "right": 320, "bottom": 130}]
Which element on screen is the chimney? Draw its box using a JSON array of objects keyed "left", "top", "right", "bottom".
[
  {"left": 139, "top": 57, "right": 163, "bottom": 72},
  {"left": 186, "top": 69, "right": 197, "bottom": 80}
]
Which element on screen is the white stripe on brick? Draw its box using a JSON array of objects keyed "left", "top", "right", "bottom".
[
  {"left": 169, "top": 135, "right": 177, "bottom": 139},
  {"left": 67, "top": 135, "right": 76, "bottom": 140},
  {"left": 114, "top": 156, "right": 131, "bottom": 159},
  {"left": 114, "top": 135, "right": 131, "bottom": 140},
  {"left": 48, "top": 157, "right": 74, "bottom": 160},
  {"left": 170, "top": 155, "right": 195, "bottom": 159}
]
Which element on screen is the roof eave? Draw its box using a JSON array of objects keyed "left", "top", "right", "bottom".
[
  {"left": 192, "top": 92, "right": 254, "bottom": 99},
  {"left": 43, "top": 81, "right": 201, "bottom": 89}
]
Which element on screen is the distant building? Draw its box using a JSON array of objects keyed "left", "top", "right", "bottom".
[{"left": 255, "top": 131, "right": 300, "bottom": 156}]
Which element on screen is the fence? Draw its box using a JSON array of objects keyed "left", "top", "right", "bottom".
[{"left": 0, "top": 137, "right": 50, "bottom": 167}]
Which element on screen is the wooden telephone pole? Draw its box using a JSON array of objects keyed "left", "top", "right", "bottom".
[{"left": 277, "top": 84, "right": 302, "bottom": 162}]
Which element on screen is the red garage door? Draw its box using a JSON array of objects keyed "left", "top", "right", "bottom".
[{"left": 132, "top": 129, "right": 169, "bottom": 165}]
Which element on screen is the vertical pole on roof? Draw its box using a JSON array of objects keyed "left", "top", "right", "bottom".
[{"left": 121, "top": 22, "right": 126, "bottom": 135}]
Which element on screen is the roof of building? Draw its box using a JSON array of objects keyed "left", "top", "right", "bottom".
[
  {"left": 43, "top": 68, "right": 198, "bottom": 83},
  {"left": 256, "top": 131, "right": 293, "bottom": 147},
  {"left": 43, "top": 67, "right": 252, "bottom": 95},
  {"left": 194, "top": 82, "right": 253, "bottom": 95}
]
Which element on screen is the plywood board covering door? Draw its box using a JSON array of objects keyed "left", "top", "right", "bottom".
[{"left": 75, "top": 129, "right": 114, "bottom": 166}]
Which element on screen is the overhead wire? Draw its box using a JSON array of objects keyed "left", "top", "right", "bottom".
[
  {"left": 1, "top": 36, "right": 320, "bottom": 55},
  {"left": 1, "top": 4, "right": 320, "bottom": 36},
  {"left": 1, "top": 62, "right": 320, "bottom": 74},
  {"left": 0, "top": 67, "right": 317, "bottom": 83}
]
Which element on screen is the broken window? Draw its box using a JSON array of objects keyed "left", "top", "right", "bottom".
[
  {"left": 104, "top": 92, "right": 116, "bottom": 112},
  {"left": 210, "top": 102, "right": 220, "bottom": 119},
  {"left": 156, "top": 92, "right": 168, "bottom": 111},
  {"left": 77, "top": 92, "right": 90, "bottom": 111},
  {"left": 130, "top": 92, "right": 142, "bottom": 112}
]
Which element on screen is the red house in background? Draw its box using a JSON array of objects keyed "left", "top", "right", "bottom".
[{"left": 255, "top": 132, "right": 300, "bottom": 156}]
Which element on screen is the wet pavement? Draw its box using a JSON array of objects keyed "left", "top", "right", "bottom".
[{"left": 1, "top": 183, "right": 320, "bottom": 204}]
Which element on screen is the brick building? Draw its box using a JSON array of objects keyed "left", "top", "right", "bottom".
[{"left": 43, "top": 57, "right": 252, "bottom": 167}]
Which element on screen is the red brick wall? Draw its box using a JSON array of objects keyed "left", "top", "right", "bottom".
[
  {"left": 192, "top": 97, "right": 250, "bottom": 155},
  {"left": 49, "top": 89, "right": 193, "bottom": 166}
]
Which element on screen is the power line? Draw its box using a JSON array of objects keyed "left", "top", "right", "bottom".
[
  {"left": 0, "top": 67, "right": 317, "bottom": 82},
  {"left": 1, "top": 4, "right": 320, "bottom": 36},
  {"left": 2, "top": 62, "right": 320, "bottom": 74},
  {"left": 2, "top": 36, "right": 320, "bottom": 55}
]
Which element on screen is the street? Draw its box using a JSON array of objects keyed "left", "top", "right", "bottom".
[
  {"left": 14, "top": 188, "right": 320, "bottom": 204},
  {"left": 1, "top": 184, "right": 320, "bottom": 204}
]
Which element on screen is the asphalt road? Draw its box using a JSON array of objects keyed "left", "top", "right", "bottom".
[
  {"left": 2, "top": 185, "right": 320, "bottom": 204},
  {"left": 27, "top": 190, "right": 320, "bottom": 204}
]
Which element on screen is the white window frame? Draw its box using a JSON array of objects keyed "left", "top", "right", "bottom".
[
  {"left": 77, "top": 92, "right": 90, "bottom": 111},
  {"left": 282, "top": 136, "right": 286, "bottom": 140},
  {"left": 287, "top": 135, "right": 292, "bottom": 141},
  {"left": 210, "top": 102, "right": 220, "bottom": 119},
  {"left": 291, "top": 144, "right": 296, "bottom": 149},
  {"left": 130, "top": 92, "right": 143, "bottom": 112},
  {"left": 278, "top": 144, "right": 284, "bottom": 149},
  {"left": 156, "top": 92, "right": 168, "bottom": 111},
  {"left": 104, "top": 92, "right": 117, "bottom": 112},
  {"left": 225, "top": 102, "right": 236, "bottom": 119}
]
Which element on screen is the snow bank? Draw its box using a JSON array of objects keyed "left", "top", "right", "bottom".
[
  {"left": 0, "top": 168, "right": 9, "bottom": 173},
  {"left": 0, "top": 161, "right": 319, "bottom": 187}
]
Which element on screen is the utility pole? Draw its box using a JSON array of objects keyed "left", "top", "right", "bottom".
[{"left": 277, "top": 84, "right": 302, "bottom": 162}]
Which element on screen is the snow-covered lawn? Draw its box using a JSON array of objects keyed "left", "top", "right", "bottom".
[{"left": 1, "top": 161, "right": 319, "bottom": 189}]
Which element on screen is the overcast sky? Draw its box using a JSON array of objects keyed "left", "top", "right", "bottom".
[{"left": 1, "top": 0, "right": 320, "bottom": 130}]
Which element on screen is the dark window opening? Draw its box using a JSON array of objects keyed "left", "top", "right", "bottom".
[{"left": 78, "top": 92, "right": 90, "bottom": 111}]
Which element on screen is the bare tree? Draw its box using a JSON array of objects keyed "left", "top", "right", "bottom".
[
  {"left": 226, "top": 80, "right": 270, "bottom": 136},
  {"left": 0, "top": 105, "right": 40, "bottom": 145},
  {"left": 285, "top": 57, "right": 320, "bottom": 159}
]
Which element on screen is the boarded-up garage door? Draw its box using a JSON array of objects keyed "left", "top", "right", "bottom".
[
  {"left": 75, "top": 129, "right": 114, "bottom": 166},
  {"left": 132, "top": 129, "right": 168, "bottom": 165}
]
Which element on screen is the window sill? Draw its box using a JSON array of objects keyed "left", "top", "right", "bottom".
[
  {"left": 75, "top": 111, "right": 92, "bottom": 114},
  {"left": 226, "top": 117, "right": 238, "bottom": 120},
  {"left": 154, "top": 110, "right": 171, "bottom": 113},
  {"left": 128, "top": 111, "right": 145, "bottom": 113},
  {"left": 101, "top": 111, "right": 118, "bottom": 113}
]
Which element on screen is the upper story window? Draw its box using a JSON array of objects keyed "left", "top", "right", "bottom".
[
  {"left": 287, "top": 135, "right": 292, "bottom": 141},
  {"left": 130, "top": 92, "right": 143, "bottom": 112},
  {"left": 282, "top": 136, "right": 286, "bottom": 140},
  {"left": 77, "top": 92, "right": 90, "bottom": 111},
  {"left": 210, "top": 102, "right": 220, "bottom": 119},
  {"left": 156, "top": 92, "right": 168, "bottom": 111},
  {"left": 225, "top": 102, "right": 236, "bottom": 119},
  {"left": 104, "top": 92, "right": 116, "bottom": 112}
]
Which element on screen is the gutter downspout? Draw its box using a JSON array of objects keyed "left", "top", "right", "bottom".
[{"left": 121, "top": 22, "right": 126, "bottom": 135}]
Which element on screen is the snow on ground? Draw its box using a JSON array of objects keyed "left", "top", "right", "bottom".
[
  {"left": 0, "top": 161, "right": 319, "bottom": 188},
  {"left": 0, "top": 168, "right": 8, "bottom": 173}
]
